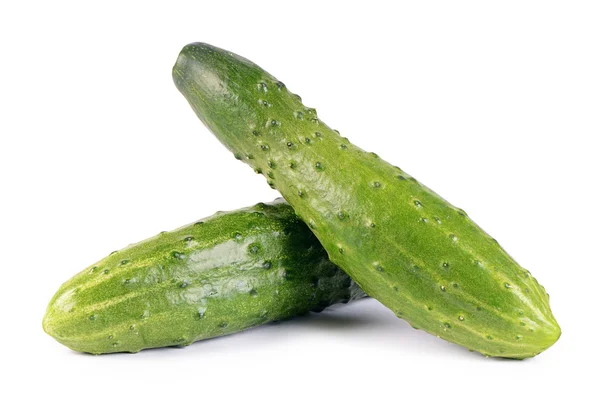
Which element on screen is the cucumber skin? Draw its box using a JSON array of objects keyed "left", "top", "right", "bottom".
[
  {"left": 173, "top": 43, "right": 561, "bottom": 358},
  {"left": 43, "top": 199, "right": 365, "bottom": 354}
]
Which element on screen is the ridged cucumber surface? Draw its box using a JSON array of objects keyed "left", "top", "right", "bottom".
[
  {"left": 43, "top": 199, "right": 365, "bottom": 354},
  {"left": 173, "top": 43, "right": 561, "bottom": 358}
]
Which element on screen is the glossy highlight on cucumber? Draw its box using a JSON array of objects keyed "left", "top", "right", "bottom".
[
  {"left": 43, "top": 199, "right": 365, "bottom": 354},
  {"left": 173, "top": 42, "right": 561, "bottom": 358}
]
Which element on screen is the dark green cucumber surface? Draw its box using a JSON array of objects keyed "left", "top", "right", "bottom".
[
  {"left": 43, "top": 199, "right": 365, "bottom": 354},
  {"left": 173, "top": 42, "right": 561, "bottom": 358}
]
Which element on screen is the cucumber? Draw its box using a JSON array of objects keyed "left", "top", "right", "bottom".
[
  {"left": 43, "top": 199, "right": 365, "bottom": 354},
  {"left": 173, "top": 43, "right": 561, "bottom": 358}
]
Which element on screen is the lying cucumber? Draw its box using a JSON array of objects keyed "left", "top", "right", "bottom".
[
  {"left": 43, "top": 199, "right": 365, "bottom": 354},
  {"left": 173, "top": 42, "right": 561, "bottom": 358}
]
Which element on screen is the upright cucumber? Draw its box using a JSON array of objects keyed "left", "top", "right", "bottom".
[
  {"left": 173, "top": 43, "right": 561, "bottom": 358},
  {"left": 43, "top": 199, "right": 365, "bottom": 354}
]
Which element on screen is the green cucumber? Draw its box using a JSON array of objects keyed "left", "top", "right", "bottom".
[
  {"left": 173, "top": 42, "right": 561, "bottom": 358},
  {"left": 43, "top": 199, "right": 365, "bottom": 354}
]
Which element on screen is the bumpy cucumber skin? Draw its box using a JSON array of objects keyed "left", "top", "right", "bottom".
[
  {"left": 43, "top": 199, "right": 365, "bottom": 354},
  {"left": 173, "top": 43, "right": 561, "bottom": 358}
]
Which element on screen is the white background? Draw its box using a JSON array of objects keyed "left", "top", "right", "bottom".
[{"left": 1, "top": 1, "right": 598, "bottom": 395}]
